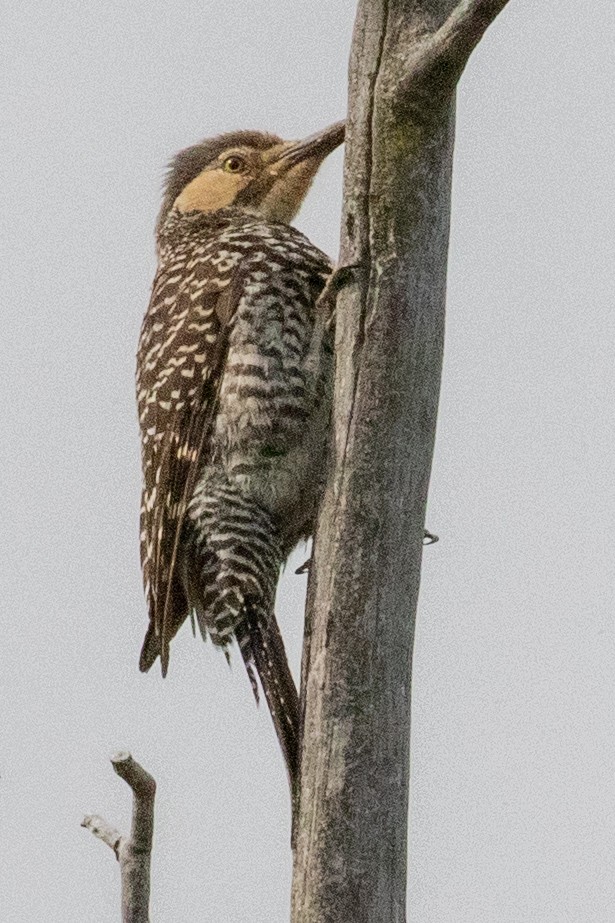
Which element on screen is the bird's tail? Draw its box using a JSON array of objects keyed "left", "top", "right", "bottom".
[
  {"left": 186, "top": 484, "right": 299, "bottom": 791},
  {"left": 241, "top": 603, "right": 300, "bottom": 795}
]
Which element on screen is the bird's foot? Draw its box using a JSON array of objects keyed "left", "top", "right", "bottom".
[
  {"left": 316, "top": 262, "right": 364, "bottom": 330},
  {"left": 297, "top": 530, "right": 438, "bottom": 576},
  {"left": 303, "top": 263, "right": 364, "bottom": 378}
]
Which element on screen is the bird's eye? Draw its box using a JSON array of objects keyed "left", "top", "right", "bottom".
[{"left": 222, "top": 156, "right": 246, "bottom": 174}]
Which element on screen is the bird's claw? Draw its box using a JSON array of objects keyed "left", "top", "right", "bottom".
[
  {"left": 316, "top": 262, "right": 364, "bottom": 328},
  {"left": 296, "top": 530, "right": 437, "bottom": 576}
]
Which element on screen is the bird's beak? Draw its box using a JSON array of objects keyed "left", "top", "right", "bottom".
[
  {"left": 271, "top": 121, "right": 345, "bottom": 171},
  {"left": 258, "top": 121, "right": 345, "bottom": 223}
]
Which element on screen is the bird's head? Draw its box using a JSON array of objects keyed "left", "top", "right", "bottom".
[{"left": 158, "top": 121, "right": 345, "bottom": 229}]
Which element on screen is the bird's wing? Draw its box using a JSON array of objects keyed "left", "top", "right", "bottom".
[{"left": 136, "top": 263, "right": 241, "bottom": 675}]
